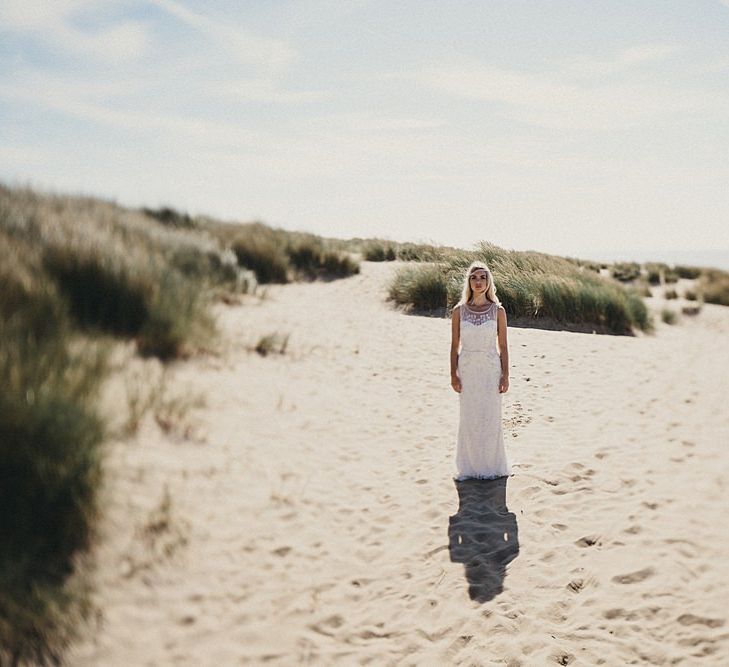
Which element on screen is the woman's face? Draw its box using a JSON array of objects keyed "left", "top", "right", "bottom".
[{"left": 469, "top": 269, "right": 489, "bottom": 294}]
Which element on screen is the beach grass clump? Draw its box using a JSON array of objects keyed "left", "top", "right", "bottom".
[
  {"left": 397, "top": 242, "right": 457, "bottom": 262},
  {"left": 0, "top": 184, "right": 242, "bottom": 357},
  {"left": 664, "top": 288, "right": 678, "bottom": 300},
  {"left": 684, "top": 288, "right": 698, "bottom": 301},
  {"left": 255, "top": 332, "right": 290, "bottom": 356},
  {"left": 565, "top": 257, "right": 602, "bottom": 273},
  {"left": 286, "top": 235, "right": 360, "bottom": 279},
  {"left": 286, "top": 234, "right": 324, "bottom": 274},
  {"left": 390, "top": 242, "right": 652, "bottom": 334},
  {"left": 319, "top": 249, "right": 360, "bottom": 277},
  {"left": 698, "top": 268, "right": 729, "bottom": 306},
  {"left": 169, "top": 242, "right": 240, "bottom": 287},
  {"left": 682, "top": 304, "right": 702, "bottom": 316},
  {"left": 644, "top": 262, "right": 679, "bottom": 285},
  {"left": 661, "top": 308, "right": 678, "bottom": 324},
  {"left": 0, "top": 325, "right": 106, "bottom": 666},
  {"left": 136, "top": 269, "right": 212, "bottom": 359},
  {"left": 231, "top": 234, "right": 289, "bottom": 284},
  {"left": 44, "top": 245, "right": 211, "bottom": 358},
  {"left": 388, "top": 263, "right": 451, "bottom": 311},
  {"left": 209, "top": 222, "right": 360, "bottom": 282},
  {"left": 610, "top": 262, "right": 641, "bottom": 282},
  {"left": 675, "top": 264, "right": 703, "bottom": 279},
  {"left": 141, "top": 206, "right": 196, "bottom": 229},
  {"left": 43, "top": 244, "right": 152, "bottom": 337},
  {"left": 364, "top": 241, "right": 397, "bottom": 261},
  {"left": 0, "top": 245, "right": 108, "bottom": 663}
]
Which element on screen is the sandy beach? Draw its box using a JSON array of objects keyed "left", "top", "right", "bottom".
[{"left": 71, "top": 260, "right": 729, "bottom": 666}]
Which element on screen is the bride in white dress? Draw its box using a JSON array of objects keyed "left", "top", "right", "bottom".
[{"left": 450, "top": 262, "right": 512, "bottom": 481}]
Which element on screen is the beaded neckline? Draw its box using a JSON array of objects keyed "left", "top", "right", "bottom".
[{"left": 464, "top": 301, "right": 495, "bottom": 313}]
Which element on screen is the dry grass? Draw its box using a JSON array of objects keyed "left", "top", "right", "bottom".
[
  {"left": 389, "top": 243, "right": 653, "bottom": 334},
  {"left": 255, "top": 332, "right": 291, "bottom": 357}
]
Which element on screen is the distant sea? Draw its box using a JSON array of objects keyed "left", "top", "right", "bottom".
[{"left": 575, "top": 249, "right": 729, "bottom": 272}]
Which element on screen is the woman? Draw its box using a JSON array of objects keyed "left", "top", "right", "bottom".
[{"left": 450, "top": 261, "right": 512, "bottom": 481}]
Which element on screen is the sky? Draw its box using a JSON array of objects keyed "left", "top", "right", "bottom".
[{"left": 2, "top": 0, "right": 729, "bottom": 264}]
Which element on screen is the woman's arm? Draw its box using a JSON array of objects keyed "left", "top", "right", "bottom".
[
  {"left": 450, "top": 306, "right": 461, "bottom": 393},
  {"left": 497, "top": 306, "right": 509, "bottom": 393}
]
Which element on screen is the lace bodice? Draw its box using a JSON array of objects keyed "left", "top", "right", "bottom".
[
  {"left": 460, "top": 301, "right": 498, "bottom": 326},
  {"left": 459, "top": 301, "right": 499, "bottom": 354}
]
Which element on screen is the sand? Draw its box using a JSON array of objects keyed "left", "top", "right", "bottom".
[{"left": 71, "top": 260, "right": 729, "bottom": 666}]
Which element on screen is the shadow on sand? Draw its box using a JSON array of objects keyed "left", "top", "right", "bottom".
[{"left": 448, "top": 476, "right": 519, "bottom": 603}]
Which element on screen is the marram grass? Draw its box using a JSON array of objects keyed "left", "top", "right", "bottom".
[
  {"left": 389, "top": 242, "right": 653, "bottom": 334},
  {"left": 0, "top": 182, "right": 362, "bottom": 664}
]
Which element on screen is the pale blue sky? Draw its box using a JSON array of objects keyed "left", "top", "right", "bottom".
[{"left": 2, "top": 0, "right": 729, "bottom": 262}]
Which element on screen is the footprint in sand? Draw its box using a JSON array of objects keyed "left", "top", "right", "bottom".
[
  {"left": 444, "top": 634, "right": 473, "bottom": 661},
  {"left": 308, "top": 614, "right": 345, "bottom": 637},
  {"left": 574, "top": 534, "right": 602, "bottom": 548},
  {"left": 566, "top": 578, "right": 584, "bottom": 593},
  {"left": 677, "top": 613, "right": 725, "bottom": 628},
  {"left": 611, "top": 567, "right": 655, "bottom": 584}
]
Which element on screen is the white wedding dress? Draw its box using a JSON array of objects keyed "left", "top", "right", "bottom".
[{"left": 454, "top": 301, "right": 511, "bottom": 481}]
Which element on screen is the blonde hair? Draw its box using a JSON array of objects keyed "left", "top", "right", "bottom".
[{"left": 458, "top": 261, "right": 500, "bottom": 307}]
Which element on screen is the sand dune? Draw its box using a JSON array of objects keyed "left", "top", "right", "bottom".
[{"left": 71, "top": 261, "right": 729, "bottom": 666}]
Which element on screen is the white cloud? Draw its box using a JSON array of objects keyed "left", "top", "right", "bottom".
[
  {"left": 148, "top": 0, "right": 297, "bottom": 71},
  {"left": 398, "top": 54, "right": 729, "bottom": 131},
  {"left": 0, "top": 81, "right": 262, "bottom": 148},
  {"left": 565, "top": 42, "right": 679, "bottom": 76},
  {"left": 0, "top": 0, "right": 150, "bottom": 63},
  {"left": 0, "top": 0, "right": 83, "bottom": 30},
  {"left": 214, "top": 79, "right": 333, "bottom": 104}
]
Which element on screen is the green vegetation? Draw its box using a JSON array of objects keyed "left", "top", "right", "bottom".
[
  {"left": 0, "top": 183, "right": 359, "bottom": 664},
  {"left": 254, "top": 332, "right": 291, "bottom": 356},
  {"left": 565, "top": 257, "right": 603, "bottom": 273},
  {"left": 232, "top": 233, "right": 290, "bottom": 284},
  {"left": 141, "top": 206, "right": 196, "bottom": 229},
  {"left": 209, "top": 221, "right": 359, "bottom": 284},
  {"left": 664, "top": 288, "right": 678, "bottom": 300},
  {"left": 388, "top": 263, "right": 450, "bottom": 311},
  {"left": 699, "top": 268, "right": 729, "bottom": 306},
  {"left": 364, "top": 241, "right": 397, "bottom": 261},
  {"left": 645, "top": 262, "right": 679, "bottom": 285},
  {"left": 0, "top": 236, "right": 107, "bottom": 664},
  {"left": 330, "top": 237, "right": 458, "bottom": 263},
  {"left": 682, "top": 304, "right": 702, "bottom": 316},
  {"left": 661, "top": 308, "right": 678, "bottom": 324},
  {"left": 675, "top": 264, "right": 703, "bottom": 279},
  {"left": 610, "top": 262, "right": 641, "bottom": 282},
  {"left": 389, "top": 243, "right": 653, "bottom": 334}
]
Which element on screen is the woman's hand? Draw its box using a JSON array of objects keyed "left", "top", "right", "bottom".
[
  {"left": 451, "top": 374, "right": 462, "bottom": 393},
  {"left": 499, "top": 374, "right": 509, "bottom": 393}
]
